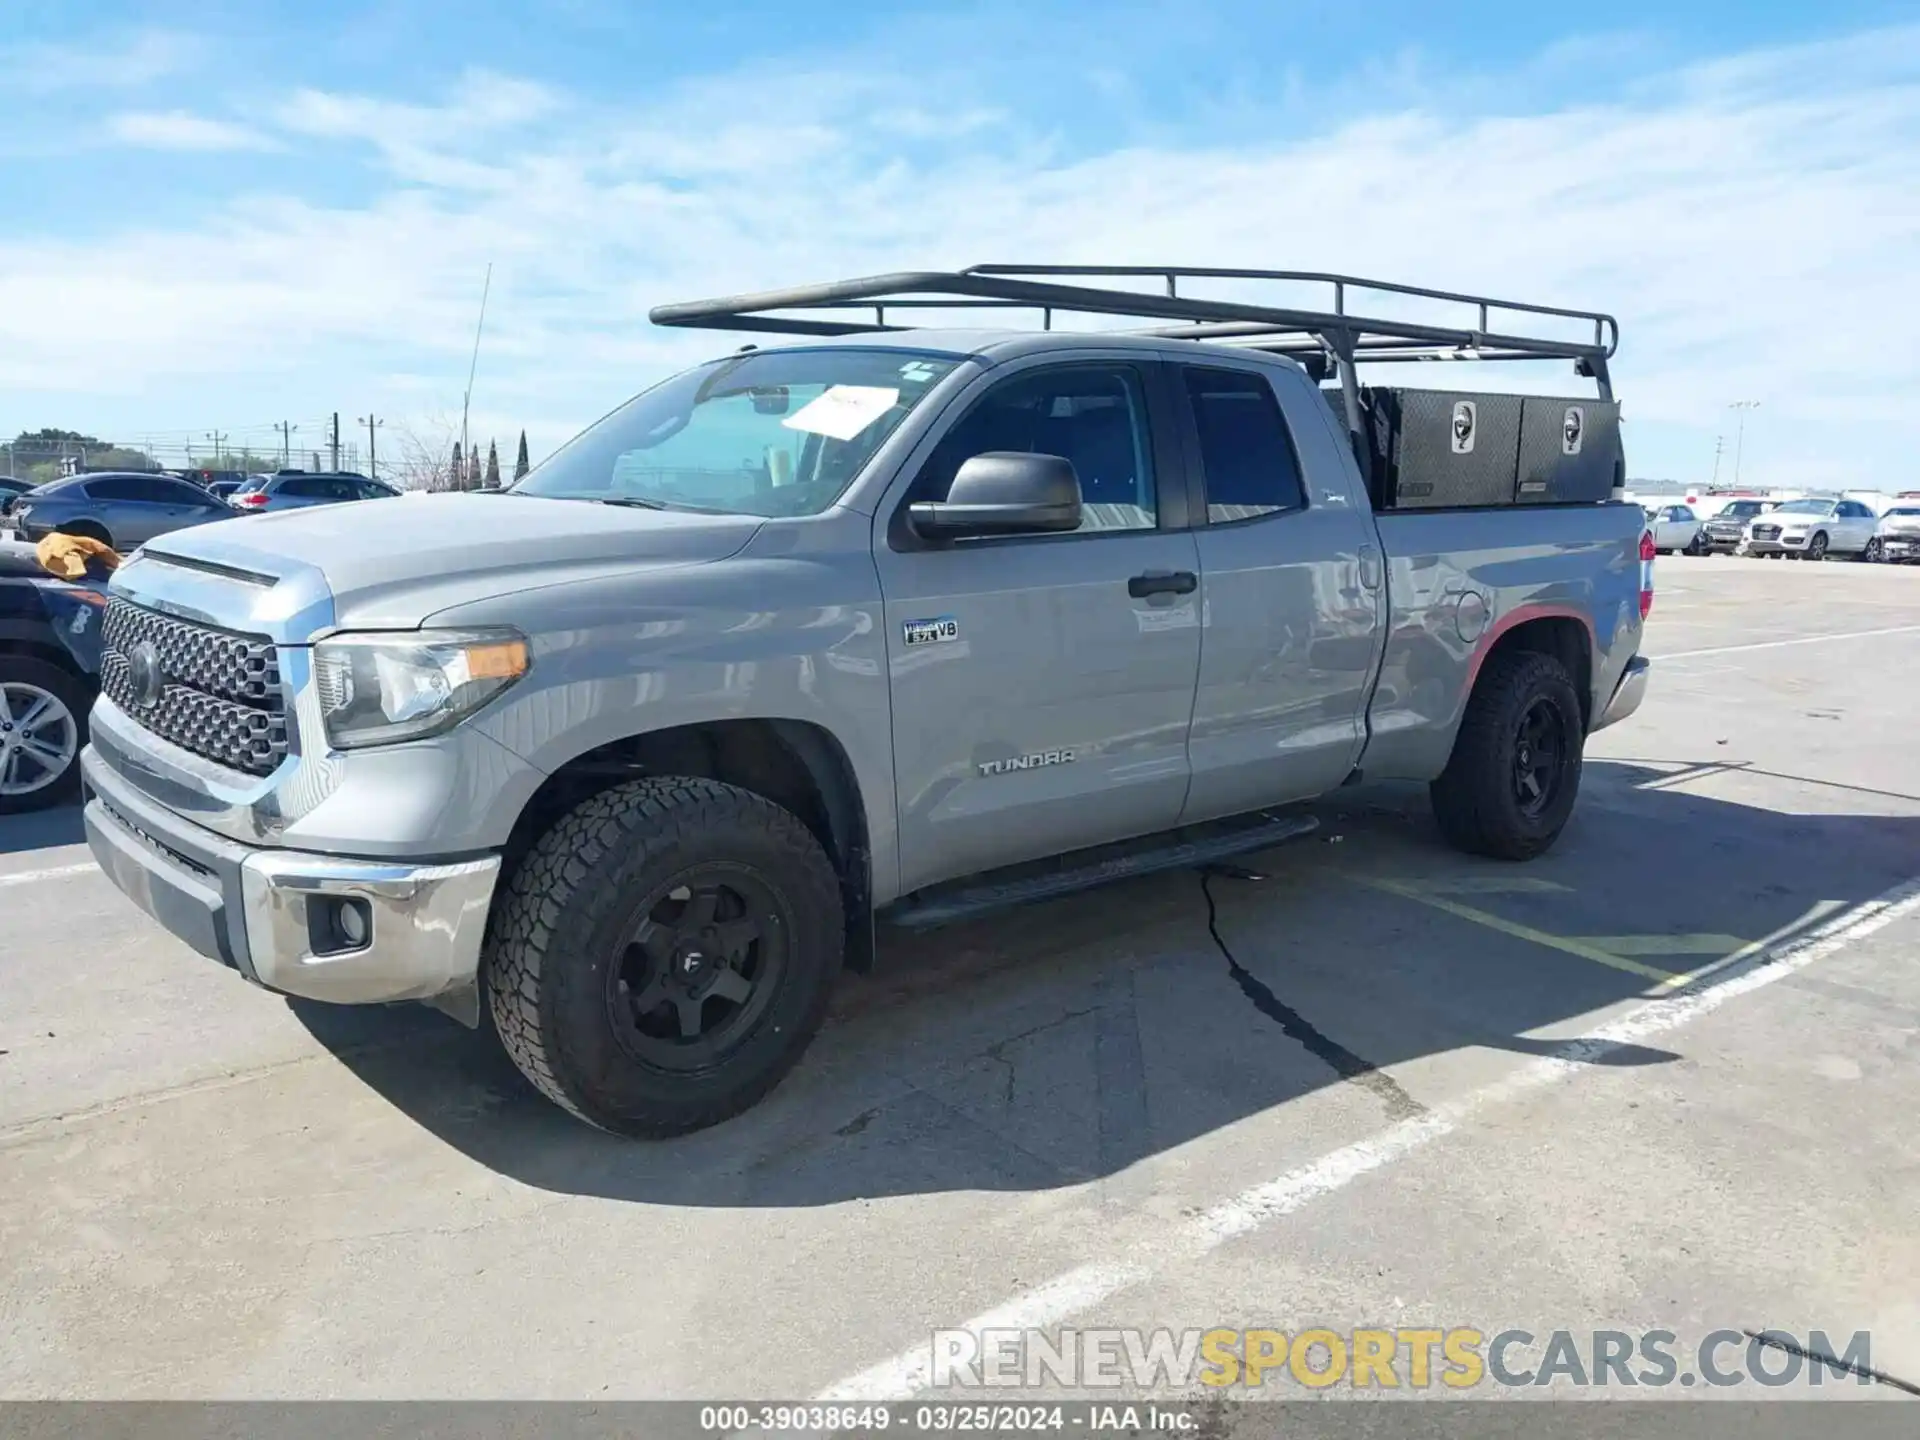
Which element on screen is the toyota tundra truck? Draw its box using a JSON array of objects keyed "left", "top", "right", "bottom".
[{"left": 79, "top": 266, "right": 1653, "bottom": 1137}]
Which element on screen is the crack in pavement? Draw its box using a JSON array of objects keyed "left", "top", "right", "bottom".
[{"left": 1200, "top": 867, "right": 1427, "bottom": 1123}]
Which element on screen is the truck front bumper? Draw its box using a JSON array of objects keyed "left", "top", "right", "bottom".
[{"left": 81, "top": 745, "right": 499, "bottom": 1006}]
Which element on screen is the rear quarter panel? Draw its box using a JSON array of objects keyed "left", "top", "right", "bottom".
[{"left": 1363, "top": 504, "right": 1646, "bottom": 781}]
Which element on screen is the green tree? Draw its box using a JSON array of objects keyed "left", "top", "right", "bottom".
[
  {"left": 450, "top": 441, "right": 464, "bottom": 492},
  {"left": 485, "top": 440, "right": 501, "bottom": 489},
  {"left": 514, "top": 429, "right": 530, "bottom": 482}
]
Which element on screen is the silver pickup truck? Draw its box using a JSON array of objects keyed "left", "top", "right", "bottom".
[{"left": 80, "top": 266, "right": 1653, "bottom": 1136}]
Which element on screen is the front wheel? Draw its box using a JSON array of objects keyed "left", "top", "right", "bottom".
[
  {"left": 0, "top": 658, "right": 89, "bottom": 814},
  {"left": 1685, "top": 532, "right": 1709, "bottom": 556},
  {"left": 1430, "top": 650, "right": 1584, "bottom": 861},
  {"left": 485, "top": 776, "right": 844, "bottom": 1137},
  {"left": 1807, "top": 532, "right": 1829, "bottom": 561}
]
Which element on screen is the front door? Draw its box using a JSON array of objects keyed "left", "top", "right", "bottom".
[
  {"left": 873, "top": 358, "right": 1203, "bottom": 895},
  {"left": 1174, "top": 361, "right": 1386, "bottom": 823}
]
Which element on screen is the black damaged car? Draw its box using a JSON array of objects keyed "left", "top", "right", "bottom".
[{"left": 0, "top": 540, "right": 109, "bottom": 812}]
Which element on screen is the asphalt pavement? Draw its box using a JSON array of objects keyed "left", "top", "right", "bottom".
[{"left": 4, "top": 555, "right": 1919, "bottom": 1406}]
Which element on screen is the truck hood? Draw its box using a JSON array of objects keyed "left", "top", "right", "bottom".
[{"left": 131, "top": 492, "right": 764, "bottom": 633}]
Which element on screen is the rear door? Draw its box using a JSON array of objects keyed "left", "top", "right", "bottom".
[
  {"left": 1174, "top": 360, "right": 1386, "bottom": 823},
  {"left": 873, "top": 355, "right": 1204, "bottom": 894},
  {"left": 1837, "top": 501, "right": 1877, "bottom": 550},
  {"left": 83, "top": 476, "right": 171, "bottom": 545}
]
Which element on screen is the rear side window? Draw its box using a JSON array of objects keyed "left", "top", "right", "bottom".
[
  {"left": 86, "top": 476, "right": 168, "bottom": 503},
  {"left": 1183, "top": 368, "right": 1306, "bottom": 523}
]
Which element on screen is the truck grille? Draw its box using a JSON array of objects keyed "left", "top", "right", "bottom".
[{"left": 99, "top": 600, "right": 290, "bottom": 776}]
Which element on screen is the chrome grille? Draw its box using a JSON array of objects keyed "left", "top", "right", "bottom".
[{"left": 100, "top": 599, "right": 289, "bottom": 775}]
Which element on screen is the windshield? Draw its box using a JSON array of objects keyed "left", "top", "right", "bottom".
[
  {"left": 514, "top": 348, "right": 963, "bottom": 517},
  {"left": 1773, "top": 499, "right": 1833, "bottom": 516},
  {"left": 1717, "top": 503, "right": 1761, "bottom": 517}
]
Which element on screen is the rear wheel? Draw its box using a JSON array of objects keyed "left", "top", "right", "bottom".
[
  {"left": 485, "top": 776, "right": 844, "bottom": 1137},
  {"left": 53, "top": 520, "right": 112, "bottom": 548},
  {"left": 0, "top": 658, "right": 88, "bottom": 814},
  {"left": 1430, "top": 650, "right": 1584, "bottom": 861},
  {"left": 1862, "top": 537, "right": 1884, "bottom": 563}
]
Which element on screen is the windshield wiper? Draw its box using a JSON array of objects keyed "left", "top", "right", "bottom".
[{"left": 596, "top": 495, "right": 672, "bottom": 510}]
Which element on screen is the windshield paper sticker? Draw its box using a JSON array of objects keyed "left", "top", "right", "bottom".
[{"left": 783, "top": 385, "right": 900, "bottom": 442}]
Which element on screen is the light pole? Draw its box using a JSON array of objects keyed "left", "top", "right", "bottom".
[
  {"left": 357, "top": 416, "right": 384, "bottom": 480},
  {"left": 1728, "top": 401, "right": 1760, "bottom": 487}
]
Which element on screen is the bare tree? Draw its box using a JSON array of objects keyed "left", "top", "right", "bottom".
[{"left": 388, "top": 412, "right": 464, "bottom": 492}]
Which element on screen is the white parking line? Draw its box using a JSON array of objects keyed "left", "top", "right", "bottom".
[
  {"left": 1655, "top": 623, "right": 1920, "bottom": 661},
  {"left": 816, "top": 873, "right": 1920, "bottom": 1402},
  {"left": 0, "top": 861, "right": 98, "bottom": 889}
]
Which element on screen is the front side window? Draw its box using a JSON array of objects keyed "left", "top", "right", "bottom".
[
  {"left": 1183, "top": 367, "right": 1306, "bottom": 523},
  {"left": 913, "top": 364, "right": 1158, "bottom": 533},
  {"left": 515, "top": 348, "right": 962, "bottom": 518}
]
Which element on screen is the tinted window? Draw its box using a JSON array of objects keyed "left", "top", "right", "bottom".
[
  {"left": 915, "top": 365, "right": 1157, "bottom": 533},
  {"left": 1675, "top": 506, "right": 1695, "bottom": 520},
  {"left": 153, "top": 479, "right": 217, "bottom": 506},
  {"left": 282, "top": 476, "right": 358, "bottom": 500},
  {"left": 1183, "top": 367, "right": 1305, "bottom": 522},
  {"left": 357, "top": 480, "right": 399, "bottom": 499},
  {"left": 85, "top": 475, "right": 171, "bottom": 503}
]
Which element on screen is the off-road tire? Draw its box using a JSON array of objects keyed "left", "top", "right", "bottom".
[
  {"left": 0, "top": 657, "right": 90, "bottom": 814},
  {"left": 485, "top": 776, "right": 844, "bottom": 1137},
  {"left": 1429, "top": 650, "right": 1585, "bottom": 862}
]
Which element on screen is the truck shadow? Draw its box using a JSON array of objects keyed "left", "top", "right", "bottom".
[{"left": 287, "top": 758, "right": 1920, "bottom": 1207}]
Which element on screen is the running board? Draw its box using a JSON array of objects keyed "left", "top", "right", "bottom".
[{"left": 883, "top": 810, "right": 1320, "bottom": 931}]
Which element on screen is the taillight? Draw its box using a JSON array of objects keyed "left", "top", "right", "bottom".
[
  {"left": 1639, "top": 529, "right": 1656, "bottom": 620},
  {"left": 233, "top": 492, "right": 267, "bottom": 508}
]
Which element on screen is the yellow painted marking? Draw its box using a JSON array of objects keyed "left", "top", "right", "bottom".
[
  {"left": 1659, "top": 900, "right": 1849, "bottom": 990},
  {"left": 1356, "top": 877, "right": 1680, "bottom": 983},
  {"left": 1572, "top": 934, "right": 1750, "bottom": 957},
  {"left": 1390, "top": 876, "right": 1574, "bottom": 896}
]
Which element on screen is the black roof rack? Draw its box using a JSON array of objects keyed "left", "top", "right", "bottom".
[{"left": 649, "top": 264, "right": 1618, "bottom": 379}]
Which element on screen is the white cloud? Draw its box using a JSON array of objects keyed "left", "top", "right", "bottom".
[
  {"left": 2, "top": 25, "right": 1917, "bottom": 486},
  {"left": 106, "top": 110, "right": 279, "bottom": 153},
  {"left": 0, "top": 28, "right": 197, "bottom": 95}
]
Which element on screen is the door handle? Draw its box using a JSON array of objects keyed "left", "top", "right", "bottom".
[{"left": 1128, "top": 570, "right": 1197, "bottom": 599}]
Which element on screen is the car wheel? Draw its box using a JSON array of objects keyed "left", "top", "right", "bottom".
[
  {"left": 1807, "top": 532, "right": 1829, "bottom": 561},
  {"left": 1685, "top": 532, "right": 1709, "bottom": 556},
  {"left": 1864, "top": 538, "right": 1885, "bottom": 563},
  {"left": 53, "top": 520, "right": 112, "bottom": 548},
  {"left": 1430, "top": 650, "right": 1584, "bottom": 862},
  {"left": 0, "top": 658, "right": 89, "bottom": 814},
  {"left": 486, "top": 776, "right": 844, "bottom": 1137}
]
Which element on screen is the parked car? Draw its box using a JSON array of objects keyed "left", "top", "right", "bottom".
[
  {"left": 6, "top": 471, "right": 235, "bottom": 551},
  {"left": 228, "top": 470, "right": 400, "bottom": 513},
  {"left": 1866, "top": 505, "right": 1920, "bottom": 564},
  {"left": 80, "top": 263, "right": 1651, "bottom": 1138},
  {"left": 1699, "top": 498, "right": 1775, "bottom": 553},
  {"left": 0, "top": 476, "right": 32, "bottom": 502},
  {"left": 1646, "top": 503, "right": 1707, "bottom": 555},
  {"left": 207, "top": 480, "right": 245, "bottom": 503},
  {"left": 1742, "top": 497, "right": 1879, "bottom": 559},
  {"left": 0, "top": 540, "right": 108, "bottom": 812}
]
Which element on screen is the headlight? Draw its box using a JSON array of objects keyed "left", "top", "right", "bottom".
[{"left": 312, "top": 629, "right": 529, "bottom": 749}]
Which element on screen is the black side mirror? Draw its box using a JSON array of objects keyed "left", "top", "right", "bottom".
[{"left": 909, "top": 452, "right": 1082, "bottom": 540}]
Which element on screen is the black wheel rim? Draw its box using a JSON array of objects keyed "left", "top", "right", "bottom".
[
  {"left": 1512, "top": 698, "right": 1567, "bottom": 820},
  {"left": 604, "top": 866, "right": 789, "bottom": 1073}
]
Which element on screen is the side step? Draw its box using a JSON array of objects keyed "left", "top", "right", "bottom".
[{"left": 883, "top": 809, "right": 1320, "bottom": 931}]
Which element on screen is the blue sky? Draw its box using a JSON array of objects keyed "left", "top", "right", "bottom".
[{"left": 2, "top": 1, "right": 1917, "bottom": 486}]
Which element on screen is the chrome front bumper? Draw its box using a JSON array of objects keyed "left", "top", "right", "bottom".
[
  {"left": 81, "top": 745, "right": 499, "bottom": 1006},
  {"left": 1592, "top": 655, "right": 1650, "bottom": 733}
]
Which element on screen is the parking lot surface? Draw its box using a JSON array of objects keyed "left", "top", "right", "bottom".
[{"left": 4, "top": 555, "right": 1920, "bottom": 1401}]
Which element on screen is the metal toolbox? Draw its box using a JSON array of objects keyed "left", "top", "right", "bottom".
[
  {"left": 1371, "top": 388, "right": 1526, "bottom": 509},
  {"left": 1515, "top": 396, "right": 1622, "bottom": 503}
]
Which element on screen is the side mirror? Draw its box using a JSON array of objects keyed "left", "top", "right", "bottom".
[{"left": 908, "top": 452, "right": 1082, "bottom": 540}]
